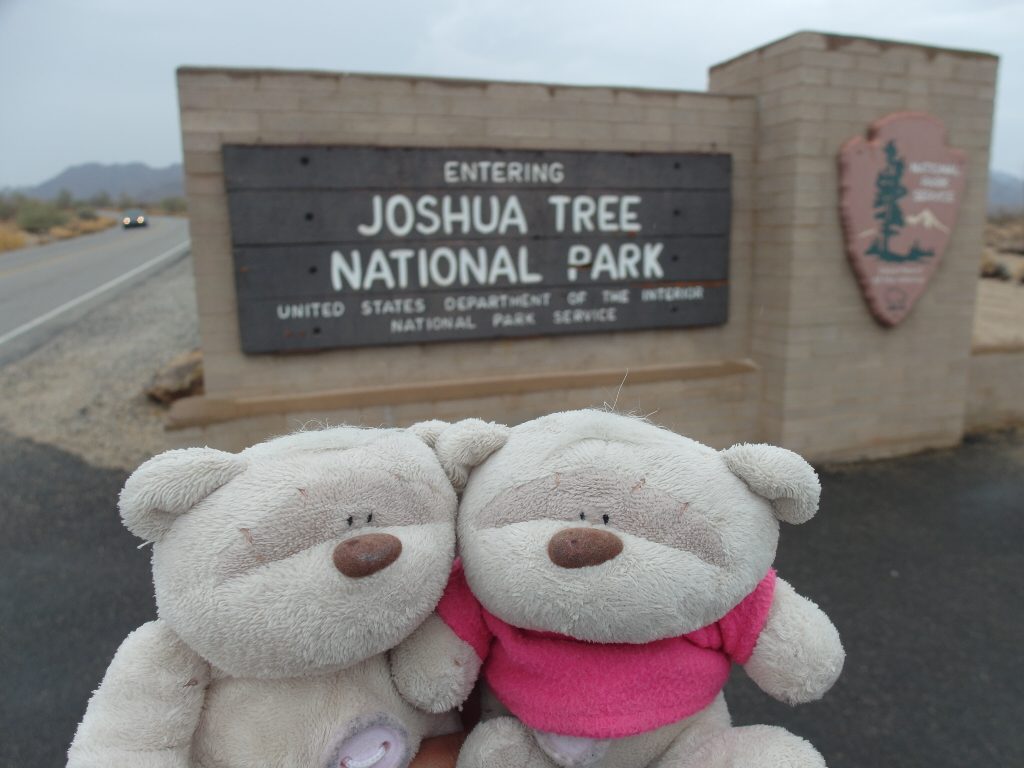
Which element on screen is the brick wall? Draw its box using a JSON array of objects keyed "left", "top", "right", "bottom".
[{"left": 709, "top": 32, "right": 997, "bottom": 460}]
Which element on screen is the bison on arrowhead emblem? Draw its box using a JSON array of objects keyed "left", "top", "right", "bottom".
[{"left": 839, "top": 112, "right": 967, "bottom": 327}]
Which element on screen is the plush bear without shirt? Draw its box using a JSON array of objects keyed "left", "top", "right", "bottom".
[
  {"left": 68, "top": 425, "right": 478, "bottom": 768},
  {"left": 429, "top": 411, "right": 845, "bottom": 768}
]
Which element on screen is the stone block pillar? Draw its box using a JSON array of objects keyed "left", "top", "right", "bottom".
[{"left": 710, "top": 32, "right": 998, "bottom": 459}]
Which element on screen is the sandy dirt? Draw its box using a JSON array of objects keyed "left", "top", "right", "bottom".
[
  {"left": 975, "top": 216, "right": 1024, "bottom": 349},
  {"left": 0, "top": 255, "right": 198, "bottom": 470},
  {"left": 974, "top": 278, "right": 1024, "bottom": 349}
]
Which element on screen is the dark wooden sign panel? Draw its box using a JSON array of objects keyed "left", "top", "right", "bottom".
[{"left": 222, "top": 146, "right": 731, "bottom": 353}]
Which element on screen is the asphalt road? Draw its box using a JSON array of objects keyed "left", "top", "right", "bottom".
[
  {"left": 0, "top": 216, "right": 189, "bottom": 363},
  {"left": 1, "top": 427, "right": 1022, "bottom": 767}
]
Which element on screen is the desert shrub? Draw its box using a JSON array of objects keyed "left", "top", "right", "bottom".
[
  {"left": 76, "top": 216, "right": 116, "bottom": 234},
  {"left": 88, "top": 191, "right": 112, "bottom": 208},
  {"left": 77, "top": 207, "right": 98, "bottom": 221},
  {"left": 160, "top": 196, "right": 187, "bottom": 214},
  {"left": 0, "top": 223, "right": 26, "bottom": 252},
  {"left": 0, "top": 194, "right": 17, "bottom": 221},
  {"left": 55, "top": 189, "right": 74, "bottom": 209},
  {"left": 17, "top": 200, "right": 68, "bottom": 233},
  {"left": 988, "top": 211, "right": 1024, "bottom": 226}
]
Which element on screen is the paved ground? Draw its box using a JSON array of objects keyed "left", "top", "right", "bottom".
[
  {"left": 2, "top": 427, "right": 1022, "bottom": 767},
  {"left": 0, "top": 216, "right": 189, "bottom": 365}
]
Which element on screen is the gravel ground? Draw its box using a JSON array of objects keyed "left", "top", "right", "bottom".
[{"left": 0, "top": 254, "right": 198, "bottom": 471}]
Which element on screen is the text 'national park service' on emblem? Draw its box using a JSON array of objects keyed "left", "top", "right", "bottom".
[{"left": 839, "top": 112, "right": 967, "bottom": 327}]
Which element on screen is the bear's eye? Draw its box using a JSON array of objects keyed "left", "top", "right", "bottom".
[
  {"left": 602, "top": 514, "right": 610, "bottom": 524},
  {"left": 346, "top": 516, "right": 354, "bottom": 526},
  {"left": 579, "top": 512, "right": 586, "bottom": 520},
  {"left": 366, "top": 513, "right": 373, "bottom": 523}
]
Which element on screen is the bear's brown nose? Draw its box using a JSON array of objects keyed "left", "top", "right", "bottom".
[
  {"left": 332, "top": 533, "right": 402, "bottom": 578},
  {"left": 548, "top": 527, "right": 623, "bottom": 569}
]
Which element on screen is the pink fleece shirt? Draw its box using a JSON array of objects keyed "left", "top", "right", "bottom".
[{"left": 437, "top": 562, "right": 776, "bottom": 739}]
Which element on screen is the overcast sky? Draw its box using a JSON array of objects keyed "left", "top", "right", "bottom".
[{"left": 0, "top": 0, "right": 1021, "bottom": 188}]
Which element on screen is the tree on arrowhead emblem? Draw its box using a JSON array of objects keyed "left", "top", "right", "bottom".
[{"left": 866, "top": 140, "right": 934, "bottom": 263}]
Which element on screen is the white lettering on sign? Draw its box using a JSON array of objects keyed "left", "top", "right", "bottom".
[
  {"left": 443, "top": 292, "right": 552, "bottom": 312},
  {"left": 357, "top": 194, "right": 529, "bottom": 237},
  {"left": 640, "top": 285, "right": 704, "bottom": 301},
  {"left": 443, "top": 161, "right": 565, "bottom": 184},
  {"left": 566, "top": 243, "right": 664, "bottom": 282},
  {"left": 360, "top": 298, "right": 426, "bottom": 315},
  {"left": 567, "top": 290, "right": 588, "bottom": 306},
  {"left": 548, "top": 195, "right": 642, "bottom": 233},
  {"left": 331, "top": 246, "right": 541, "bottom": 291},
  {"left": 276, "top": 301, "right": 346, "bottom": 319},
  {"left": 553, "top": 307, "right": 618, "bottom": 324},
  {"left": 492, "top": 311, "right": 536, "bottom": 327},
  {"left": 910, "top": 161, "right": 959, "bottom": 176},
  {"left": 390, "top": 315, "right": 478, "bottom": 333},
  {"left": 912, "top": 189, "right": 955, "bottom": 203}
]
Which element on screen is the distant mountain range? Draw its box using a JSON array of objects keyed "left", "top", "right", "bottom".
[
  {"left": 989, "top": 170, "right": 1024, "bottom": 215},
  {"left": 7, "top": 162, "right": 184, "bottom": 203},
  {"left": 3, "top": 161, "right": 1022, "bottom": 214}
]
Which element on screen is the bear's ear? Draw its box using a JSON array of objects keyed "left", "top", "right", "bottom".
[
  {"left": 119, "top": 447, "right": 248, "bottom": 542},
  {"left": 720, "top": 443, "right": 820, "bottom": 524},
  {"left": 433, "top": 418, "right": 511, "bottom": 491},
  {"left": 406, "top": 420, "right": 451, "bottom": 448}
]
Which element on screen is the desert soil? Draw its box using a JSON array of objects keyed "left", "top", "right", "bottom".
[
  {"left": 973, "top": 279, "right": 1024, "bottom": 348},
  {"left": 975, "top": 216, "right": 1024, "bottom": 348}
]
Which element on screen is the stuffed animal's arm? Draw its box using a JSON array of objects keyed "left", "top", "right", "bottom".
[
  {"left": 67, "top": 619, "right": 210, "bottom": 768},
  {"left": 389, "top": 613, "right": 481, "bottom": 713},
  {"left": 742, "top": 577, "right": 845, "bottom": 705}
]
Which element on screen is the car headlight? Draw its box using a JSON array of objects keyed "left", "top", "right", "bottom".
[
  {"left": 137, "top": 216, "right": 144, "bottom": 223},
  {"left": 123, "top": 217, "right": 131, "bottom": 224}
]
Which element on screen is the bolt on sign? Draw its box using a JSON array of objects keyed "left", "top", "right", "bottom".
[
  {"left": 223, "top": 146, "right": 731, "bottom": 353},
  {"left": 839, "top": 113, "right": 967, "bottom": 327}
]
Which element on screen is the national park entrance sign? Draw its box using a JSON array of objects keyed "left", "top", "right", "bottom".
[
  {"left": 223, "top": 147, "right": 731, "bottom": 353},
  {"left": 176, "top": 31, "right": 1002, "bottom": 462}
]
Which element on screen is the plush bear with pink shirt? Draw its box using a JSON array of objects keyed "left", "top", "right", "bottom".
[{"left": 411, "top": 410, "right": 846, "bottom": 768}]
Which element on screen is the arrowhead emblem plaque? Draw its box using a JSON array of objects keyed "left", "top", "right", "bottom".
[{"left": 839, "top": 112, "right": 967, "bottom": 327}]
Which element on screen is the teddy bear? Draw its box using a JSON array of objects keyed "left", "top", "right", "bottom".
[
  {"left": 68, "top": 424, "right": 480, "bottom": 768},
  {"left": 428, "top": 410, "right": 845, "bottom": 768}
]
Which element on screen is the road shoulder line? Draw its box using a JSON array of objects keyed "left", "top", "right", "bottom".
[{"left": 0, "top": 240, "right": 190, "bottom": 348}]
